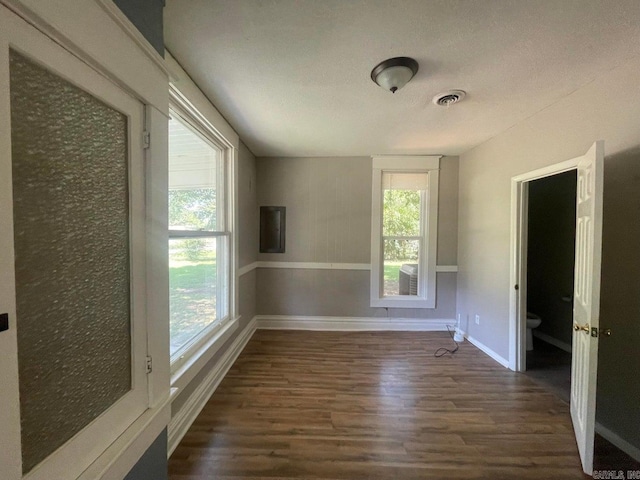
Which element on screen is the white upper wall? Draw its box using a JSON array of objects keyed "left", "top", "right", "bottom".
[{"left": 457, "top": 56, "right": 640, "bottom": 360}]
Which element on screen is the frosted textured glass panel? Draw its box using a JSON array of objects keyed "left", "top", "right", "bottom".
[{"left": 9, "top": 50, "right": 132, "bottom": 474}]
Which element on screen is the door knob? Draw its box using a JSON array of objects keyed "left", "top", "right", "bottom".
[
  {"left": 573, "top": 323, "right": 590, "bottom": 333},
  {"left": 600, "top": 328, "right": 612, "bottom": 337}
]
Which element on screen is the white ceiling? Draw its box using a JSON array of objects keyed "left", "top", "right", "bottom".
[{"left": 164, "top": 0, "right": 640, "bottom": 158}]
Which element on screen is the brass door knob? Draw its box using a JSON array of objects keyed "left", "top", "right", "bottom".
[{"left": 574, "top": 323, "right": 590, "bottom": 333}]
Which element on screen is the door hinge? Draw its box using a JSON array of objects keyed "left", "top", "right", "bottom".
[
  {"left": 146, "top": 355, "right": 153, "bottom": 374},
  {"left": 143, "top": 131, "right": 150, "bottom": 149}
]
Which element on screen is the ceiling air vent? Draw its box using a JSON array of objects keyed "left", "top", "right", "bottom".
[{"left": 433, "top": 90, "right": 466, "bottom": 106}]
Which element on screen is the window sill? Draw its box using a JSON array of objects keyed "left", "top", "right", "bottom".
[
  {"left": 371, "top": 296, "right": 436, "bottom": 309},
  {"left": 170, "top": 316, "right": 239, "bottom": 395}
]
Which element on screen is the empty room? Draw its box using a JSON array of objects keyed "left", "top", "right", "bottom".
[{"left": 0, "top": 1, "right": 639, "bottom": 479}]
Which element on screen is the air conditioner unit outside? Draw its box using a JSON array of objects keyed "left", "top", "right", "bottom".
[{"left": 399, "top": 263, "right": 418, "bottom": 295}]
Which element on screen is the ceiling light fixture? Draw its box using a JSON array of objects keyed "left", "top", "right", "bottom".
[{"left": 370, "top": 57, "right": 419, "bottom": 93}]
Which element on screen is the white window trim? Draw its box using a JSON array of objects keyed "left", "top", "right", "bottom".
[
  {"left": 168, "top": 86, "right": 238, "bottom": 381},
  {"left": 370, "top": 155, "right": 440, "bottom": 308}
]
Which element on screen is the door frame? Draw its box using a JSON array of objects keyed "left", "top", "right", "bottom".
[{"left": 509, "top": 158, "right": 580, "bottom": 372}]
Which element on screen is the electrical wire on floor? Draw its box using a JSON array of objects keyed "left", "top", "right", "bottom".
[{"left": 434, "top": 324, "right": 459, "bottom": 357}]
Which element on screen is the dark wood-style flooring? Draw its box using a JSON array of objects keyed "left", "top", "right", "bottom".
[
  {"left": 525, "top": 336, "right": 640, "bottom": 473},
  {"left": 169, "top": 330, "right": 593, "bottom": 479}
]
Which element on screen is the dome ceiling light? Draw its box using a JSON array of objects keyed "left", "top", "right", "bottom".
[{"left": 370, "top": 57, "right": 419, "bottom": 94}]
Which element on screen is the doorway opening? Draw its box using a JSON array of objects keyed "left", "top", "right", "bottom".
[
  {"left": 523, "top": 170, "right": 577, "bottom": 402},
  {"left": 508, "top": 157, "right": 582, "bottom": 374}
]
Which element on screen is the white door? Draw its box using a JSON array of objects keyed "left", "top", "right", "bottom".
[{"left": 570, "top": 141, "right": 604, "bottom": 475}]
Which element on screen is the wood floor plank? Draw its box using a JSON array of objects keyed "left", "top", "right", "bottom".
[{"left": 169, "top": 330, "right": 590, "bottom": 479}]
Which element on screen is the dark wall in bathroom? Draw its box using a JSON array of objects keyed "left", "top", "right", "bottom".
[{"left": 526, "top": 170, "right": 577, "bottom": 348}]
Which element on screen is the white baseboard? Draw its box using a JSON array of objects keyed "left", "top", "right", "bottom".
[
  {"left": 533, "top": 330, "right": 572, "bottom": 353},
  {"left": 255, "top": 315, "right": 455, "bottom": 331},
  {"left": 596, "top": 421, "right": 640, "bottom": 463},
  {"left": 466, "top": 335, "right": 510, "bottom": 368},
  {"left": 167, "top": 317, "right": 257, "bottom": 457}
]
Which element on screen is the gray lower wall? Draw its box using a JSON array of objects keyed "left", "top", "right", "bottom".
[
  {"left": 526, "top": 171, "right": 576, "bottom": 347},
  {"left": 124, "top": 429, "right": 168, "bottom": 480},
  {"left": 257, "top": 270, "right": 456, "bottom": 318},
  {"left": 255, "top": 155, "right": 459, "bottom": 319},
  {"left": 596, "top": 149, "right": 640, "bottom": 453}
]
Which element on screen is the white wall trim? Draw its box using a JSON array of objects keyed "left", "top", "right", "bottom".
[
  {"left": 436, "top": 265, "right": 458, "bottom": 272},
  {"left": 168, "top": 317, "right": 257, "bottom": 457},
  {"left": 257, "top": 261, "right": 371, "bottom": 270},
  {"left": 238, "top": 261, "right": 458, "bottom": 276},
  {"left": 165, "top": 51, "right": 239, "bottom": 147},
  {"left": 466, "top": 335, "right": 510, "bottom": 368},
  {"left": 595, "top": 421, "right": 640, "bottom": 463},
  {"left": 238, "top": 261, "right": 258, "bottom": 277},
  {"left": 533, "top": 330, "right": 572, "bottom": 353},
  {"left": 256, "top": 315, "right": 455, "bottom": 331}
]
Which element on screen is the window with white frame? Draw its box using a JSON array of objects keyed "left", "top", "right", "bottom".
[
  {"left": 370, "top": 156, "right": 440, "bottom": 308},
  {"left": 168, "top": 103, "right": 232, "bottom": 359}
]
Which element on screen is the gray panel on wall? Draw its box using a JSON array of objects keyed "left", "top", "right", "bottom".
[
  {"left": 114, "top": 0, "right": 165, "bottom": 55},
  {"left": 10, "top": 50, "right": 132, "bottom": 473}
]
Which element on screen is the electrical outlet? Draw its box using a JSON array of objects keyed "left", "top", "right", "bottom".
[{"left": 475, "top": 314, "right": 480, "bottom": 325}]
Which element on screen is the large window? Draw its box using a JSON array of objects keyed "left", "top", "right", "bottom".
[
  {"left": 168, "top": 107, "right": 231, "bottom": 359},
  {"left": 370, "top": 156, "right": 440, "bottom": 308}
]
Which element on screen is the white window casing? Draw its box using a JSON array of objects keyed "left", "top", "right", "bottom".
[
  {"left": 168, "top": 87, "right": 237, "bottom": 379},
  {"left": 370, "top": 156, "right": 440, "bottom": 308}
]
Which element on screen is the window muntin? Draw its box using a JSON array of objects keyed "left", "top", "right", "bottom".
[
  {"left": 371, "top": 156, "right": 439, "bottom": 309},
  {"left": 168, "top": 111, "right": 230, "bottom": 358}
]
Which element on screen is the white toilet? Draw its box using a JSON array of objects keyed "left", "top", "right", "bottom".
[{"left": 526, "top": 312, "right": 542, "bottom": 351}]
